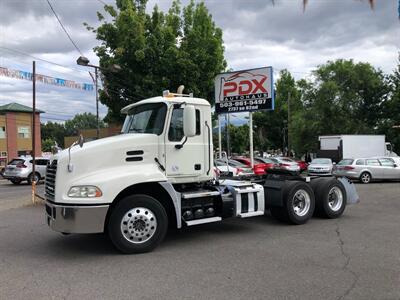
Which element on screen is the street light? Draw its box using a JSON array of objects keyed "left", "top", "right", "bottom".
[{"left": 76, "top": 55, "right": 121, "bottom": 139}]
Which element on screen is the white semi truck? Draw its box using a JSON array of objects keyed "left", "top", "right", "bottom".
[
  {"left": 45, "top": 90, "right": 356, "bottom": 253},
  {"left": 318, "top": 135, "right": 398, "bottom": 162}
]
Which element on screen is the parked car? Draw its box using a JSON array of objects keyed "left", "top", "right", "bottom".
[
  {"left": 215, "top": 159, "right": 254, "bottom": 177},
  {"left": 273, "top": 157, "right": 307, "bottom": 172},
  {"left": 254, "top": 157, "right": 279, "bottom": 170},
  {"left": 2, "top": 157, "right": 49, "bottom": 184},
  {"left": 307, "top": 158, "right": 334, "bottom": 176},
  {"left": 333, "top": 157, "right": 400, "bottom": 184},
  {"left": 270, "top": 157, "right": 301, "bottom": 172},
  {"left": 295, "top": 159, "right": 308, "bottom": 172},
  {"left": 231, "top": 156, "right": 271, "bottom": 175}
]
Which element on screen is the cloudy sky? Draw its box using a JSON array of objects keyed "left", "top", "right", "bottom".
[{"left": 0, "top": 0, "right": 399, "bottom": 123}]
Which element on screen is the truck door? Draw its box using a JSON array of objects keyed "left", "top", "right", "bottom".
[{"left": 164, "top": 107, "right": 205, "bottom": 178}]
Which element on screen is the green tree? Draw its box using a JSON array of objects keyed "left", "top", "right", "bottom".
[
  {"left": 290, "top": 59, "right": 389, "bottom": 155},
  {"left": 378, "top": 55, "right": 400, "bottom": 152},
  {"left": 253, "top": 69, "right": 300, "bottom": 153},
  {"left": 42, "top": 138, "right": 56, "bottom": 152},
  {"left": 64, "top": 113, "right": 105, "bottom": 136},
  {"left": 88, "top": 0, "right": 226, "bottom": 123},
  {"left": 41, "top": 121, "right": 67, "bottom": 148}
]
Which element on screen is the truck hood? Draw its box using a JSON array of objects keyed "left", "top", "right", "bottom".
[{"left": 54, "top": 133, "right": 160, "bottom": 178}]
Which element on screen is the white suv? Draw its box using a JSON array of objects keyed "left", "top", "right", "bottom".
[{"left": 3, "top": 157, "right": 49, "bottom": 185}]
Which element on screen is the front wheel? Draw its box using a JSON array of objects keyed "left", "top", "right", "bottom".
[
  {"left": 108, "top": 194, "right": 168, "bottom": 254},
  {"left": 360, "top": 172, "right": 371, "bottom": 184}
]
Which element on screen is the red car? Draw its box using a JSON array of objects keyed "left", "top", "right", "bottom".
[{"left": 231, "top": 157, "right": 275, "bottom": 175}]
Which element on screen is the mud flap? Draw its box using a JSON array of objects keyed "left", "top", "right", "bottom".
[{"left": 337, "top": 177, "right": 360, "bottom": 204}]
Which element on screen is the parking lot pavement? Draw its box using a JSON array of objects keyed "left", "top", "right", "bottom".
[
  {"left": 0, "top": 183, "right": 399, "bottom": 300},
  {"left": 0, "top": 179, "right": 45, "bottom": 211}
]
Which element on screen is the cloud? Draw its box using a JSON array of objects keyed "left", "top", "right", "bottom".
[{"left": 0, "top": 0, "right": 399, "bottom": 122}]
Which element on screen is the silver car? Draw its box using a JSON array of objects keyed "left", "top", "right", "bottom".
[
  {"left": 307, "top": 158, "right": 333, "bottom": 176},
  {"left": 3, "top": 157, "right": 49, "bottom": 185},
  {"left": 333, "top": 157, "right": 400, "bottom": 184},
  {"left": 215, "top": 159, "right": 254, "bottom": 177}
]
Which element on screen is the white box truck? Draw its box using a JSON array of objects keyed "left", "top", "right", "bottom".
[
  {"left": 318, "top": 135, "right": 397, "bottom": 162},
  {"left": 44, "top": 90, "right": 357, "bottom": 253}
]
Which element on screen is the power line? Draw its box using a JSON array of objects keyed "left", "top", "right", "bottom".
[
  {"left": 97, "top": 0, "right": 108, "bottom": 6},
  {"left": 0, "top": 46, "right": 89, "bottom": 75},
  {"left": 45, "top": 0, "right": 83, "bottom": 56}
]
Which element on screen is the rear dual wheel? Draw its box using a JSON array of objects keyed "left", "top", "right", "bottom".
[
  {"left": 270, "top": 182, "right": 315, "bottom": 225},
  {"left": 310, "top": 178, "right": 347, "bottom": 218}
]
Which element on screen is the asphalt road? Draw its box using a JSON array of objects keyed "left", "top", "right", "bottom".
[
  {"left": 0, "top": 182, "right": 399, "bottom": 299},
  {"left": 0, "top": 179, "right": 45, "bottom": 200}
]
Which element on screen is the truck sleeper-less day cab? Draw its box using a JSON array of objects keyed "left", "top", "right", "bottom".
[{"left": 45, "top": 91, "right": 355, "bottom": 253}]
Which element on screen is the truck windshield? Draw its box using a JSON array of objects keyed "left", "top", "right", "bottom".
[{"left": 122, "top": 103, "right": 167, "bottom": 135}]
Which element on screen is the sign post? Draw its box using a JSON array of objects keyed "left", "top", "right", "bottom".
[{"left": 215, "top": 67, "right": 274, "bottom": 165}]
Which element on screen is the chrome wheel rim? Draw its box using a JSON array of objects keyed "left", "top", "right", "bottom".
[
  {"left": 292, "top": 189, "right": 311, "bottom": 217},
  {"left": 328, "top": 186, "right": 343, "bottom": 211},
  {"left": 361, "top": 173, "right": 370, "bottom": 183},
  {"left": 120, "top": 207, "right": 157, "bottom": 244}
]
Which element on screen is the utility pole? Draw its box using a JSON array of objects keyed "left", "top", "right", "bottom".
[
  {"left": 218, "top": 115, "right": 222, "bottom": 158},
  {"left": 32, "top": 61, "right": 36, "bottom": 204},
  {"left": 287, "top": 91, "right": 291, "bottom": 156},
  {"left": 249, "top": 112, "right": 254, "bottom": 168},
  {"left": 226, "top": 114, "right": 231, "bottom": 157},
  {"left": 95, "top": 67, "right": 99, "bottom": 139}
]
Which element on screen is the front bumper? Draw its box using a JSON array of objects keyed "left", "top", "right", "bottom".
[{"left": 45, "top": 201, "right": 109, "bottom": 234}]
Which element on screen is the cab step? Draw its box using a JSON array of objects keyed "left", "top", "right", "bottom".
[
  {"left": 181, "top": 190, "right": 220, "bottom": 199},
  {"left": 184, "top": 217, "right": 222, "bottom": 226},
  {"left": 238, "top": 211, "right": 264, "bottom": 218}
]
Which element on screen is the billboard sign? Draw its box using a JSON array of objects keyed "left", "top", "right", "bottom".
[{"left": 214, "top": 66, "right": 274, "bottom": 114}]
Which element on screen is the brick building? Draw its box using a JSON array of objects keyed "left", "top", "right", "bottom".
[{"left": 0, "top": 103, "right": 43, "bottom": 166}]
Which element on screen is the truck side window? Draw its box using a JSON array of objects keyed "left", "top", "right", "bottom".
[
  {"left": 196, "top": 109, "right": 201, "bottom": 135},
  {"left": 168, "top": 109, "right": 184, "bottom": 141}
]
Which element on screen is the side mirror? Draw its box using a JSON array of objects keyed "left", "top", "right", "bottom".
[
  {"left": 183, "top": 105, "right": 196, "bottom": 137},
  {"left": 78, "top": 134, "right": 84, "bottom": 148}
]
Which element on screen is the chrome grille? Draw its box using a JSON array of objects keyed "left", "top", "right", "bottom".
[{"left": 45, "top": 160, "right": 57, "bottom": 201}]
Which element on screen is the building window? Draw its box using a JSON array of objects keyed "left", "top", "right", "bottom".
[
  {"left": 1, "top": 151, "right": 6, "bottom": 157},
  {"left": 18, "top": 126, "right": 30, "bottom": 138},
  {"left": 0, "top": 126, "right": 5, "bottom": 139}
]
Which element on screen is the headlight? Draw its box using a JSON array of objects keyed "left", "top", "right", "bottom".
[{"left": 68, "top": 186, "right": 102, "bottom": 198}]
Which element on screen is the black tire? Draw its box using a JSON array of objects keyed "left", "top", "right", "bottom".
[
  {"left": 10, "top": 179, "right": 21, "bottom": 185},
  {"left": 359, "top": 172, "right": 371, "bottom": 184},
  {"left": 270, "top": 181, "right": 315, "bottom": 225},
  {"left": 27, "top": 172, "right": 40, "bottom": 185},
  {"left": 108, "top": 194, "right": 168, "bottom": 254},
  {"left": 313, "top": 178, "right": 347, "bottom": 219}
]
